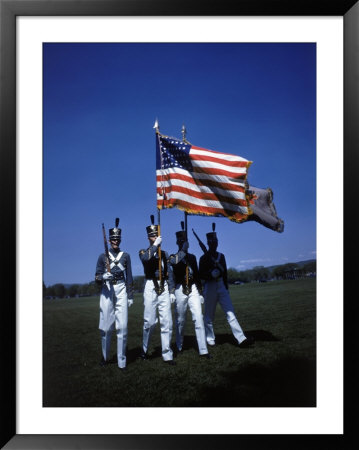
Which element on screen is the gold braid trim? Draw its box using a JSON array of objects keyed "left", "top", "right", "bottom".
[{"left": 158, "top": 203, "right": 250, "bottom": 223}]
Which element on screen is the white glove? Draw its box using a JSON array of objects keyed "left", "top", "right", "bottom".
[
  {"left": 128, "top": 298, "right": 133, "bottom": 307},
  {"left": 199, "top": 295, "right": 204, "bottom": 304},
  {"left": 102, "top": 272, "right": 113, "bottom": 281},
  {"left": 182, "top": 241, "right": 189, "bottom": 252},
  {"left": 170, "top": 293, "right": 176, "bottom": 304},
  {"left": 154, "top": 236, "right": 162, "bottom": 247},
  {"left": 211, "top": 268, "right": 220, "bottom": 279}
]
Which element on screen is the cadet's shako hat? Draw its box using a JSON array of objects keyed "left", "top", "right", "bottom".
[
  {"left": 109, "top": 218, "right": 121, "bottom": 240},
  {"left": 206, "top": 223, "right": 218, "bottom": 242},
  {"left": 146, "top": 225, "right": 158, "bottom": 237},
  {"left": 176, "top": 231, "right": 186, "bottom": 240},
  {"left": 175, "top": 221, "right": 186, "bottom": 241},
  {"left": 147, "top": 215, "right": 158, "bottom": 237}
]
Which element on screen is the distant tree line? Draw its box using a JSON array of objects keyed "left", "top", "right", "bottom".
[
  {"left": 227, "top": 261, "right": 316, "bottom": 284},
  {"left": 43, "top": 276, "right": 147, "bottom": 299},
  {"left": 44, "top": 261, "right": 316, "bottom": 299}
]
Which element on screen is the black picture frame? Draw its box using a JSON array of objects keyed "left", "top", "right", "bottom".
[{"left": 1, "top": 0, "right": 357, "bottom": 448}]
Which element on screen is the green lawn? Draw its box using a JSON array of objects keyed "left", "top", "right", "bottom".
[{"left": 43, "top": 278, "right": 316, "bottom": 407}]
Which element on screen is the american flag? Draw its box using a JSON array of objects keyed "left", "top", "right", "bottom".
[{"left": 156, "top": 133, "right": 253, "bottom": 223}]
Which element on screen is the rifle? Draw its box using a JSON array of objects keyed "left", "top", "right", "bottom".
[
  {"left": 102, "top": 223, "right": 112, "bottom": 288},
  {"left": 192, "top": 228, "right": 208, "bottom": 254}
]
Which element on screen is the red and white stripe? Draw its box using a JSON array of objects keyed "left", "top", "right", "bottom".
[{"left": 157, "top": 145, "right": 252, "bottom": 223}]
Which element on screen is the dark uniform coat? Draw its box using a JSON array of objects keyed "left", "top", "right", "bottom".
[
  {"left": 199, "top": 251, "right": 228, "bottom": 289},
  {"left": 139, "top": 245, "right": 175, "bottom": 293},
  {"left": 169, "top": 250, "right": 202, "bottom": 294}
]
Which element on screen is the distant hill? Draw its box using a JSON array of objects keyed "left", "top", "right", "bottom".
[{"left": 293, "top": 258, "right": 316, "bottom": 267}]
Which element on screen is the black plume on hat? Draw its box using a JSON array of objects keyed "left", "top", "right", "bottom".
[
  {"left": 109, "top": 217, "right": 121, "bottom": 240},
  {"left": 176, "top": 221, "right": 186, "bottom": 240},
  {"left": 206, "top": 222, "right": 217, "bottom": 241}
]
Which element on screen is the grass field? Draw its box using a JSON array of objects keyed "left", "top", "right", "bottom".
[{"left": 43, "top": 278, "right": 316, "bottom": 407}]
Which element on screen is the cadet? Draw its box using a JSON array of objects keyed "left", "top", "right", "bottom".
[
  {"left": 198, "top": 224, "right": 254, "bottom": 349},
  {"left": 95, "top": 218, "right": 134, "bottom": 370},
  {"left": 169, "top": 227, "right": 211, "bottom": 359},
  {"left": 139, "top": 218, "right": 176, "bottom": 365}
]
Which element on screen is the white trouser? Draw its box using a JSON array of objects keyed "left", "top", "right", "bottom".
[
  {"left": 203, "top": 279, "right": 246, "bottom": 345},
  {"left": 174, "top": 284, "right": 208, "bottom": 355},
  {"left": 143, "top": 280, "right": 173, "bottom": 361},
  {"left": 99, "top": 281, "right": 128, "bottom": 368}
]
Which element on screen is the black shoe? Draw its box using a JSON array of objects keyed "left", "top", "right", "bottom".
[
  {"left": 200, "top": 353, "right": 212, "bottom": 359},
  {"left": 238, "top": 337, "right": 255, "bottom": 348},
  {"left": 119, "top": 366, "right": 127, "bottom": 372},
  {"left": 108, "top": 355, "right": 117, "bottom": 364},
  {"left": 140, "top": 351, "right": 148, "bottom": 360},
  {"left": 164, "top": 360, "right": 176, "bottom": 366},
  {"left": 99, "top": 357, "right": 108, "bottom": 367}
]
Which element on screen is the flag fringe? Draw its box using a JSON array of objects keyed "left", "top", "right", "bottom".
[
  {"left": 158, "top": 203, "right": 251, "bottom": 224},
  {"left": 244, "top": 162, "right": 254, "bottom": 217}
]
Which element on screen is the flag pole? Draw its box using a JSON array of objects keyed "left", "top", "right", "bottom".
[
  {"left": 181, "top": 125, "right": 188, "bottom": 237},
  {"left": 181, "top": 123, "right": 189, "bottom": 144},
  {"left": 154, "top": 119, "right": 163, "bottom": 292},
  {"left": 184, "top": 211, "right": 189, "bottom": 287},
  {"left": 181, "top": 124, "right": 189, "bottom": 237},
  {"left": 181, "top": 124, "right": 190, "bottom": 292},
  {"left": 157, "top": 207, "right": 163, "bottom": 290}
]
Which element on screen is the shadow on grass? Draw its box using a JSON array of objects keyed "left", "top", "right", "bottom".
[
  {"left": 122, "top": 329, "right": 281, "bottom": 362},
  {"left": 188, "top": 355, "right": 316, "bottom": 407},
  {"left": 245, "top": 329, "right": 281, "bottom": 342},
  {"left": 122, "top": 343, "right": 316, "bottom": 407},
  {"left": 213, "top": 329, "right": 281, "bottom": 346},
  {"left": 174, "top": 329, "right": 280, "bottom": 351}
]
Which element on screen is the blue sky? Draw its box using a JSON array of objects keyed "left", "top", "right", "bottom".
[{"left": 43, "top": 43, "right": 316, "bottom": 285}]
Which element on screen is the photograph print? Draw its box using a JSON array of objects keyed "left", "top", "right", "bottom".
[{"left": 43, "top": 42, "right": 316, "bottom": 408}]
